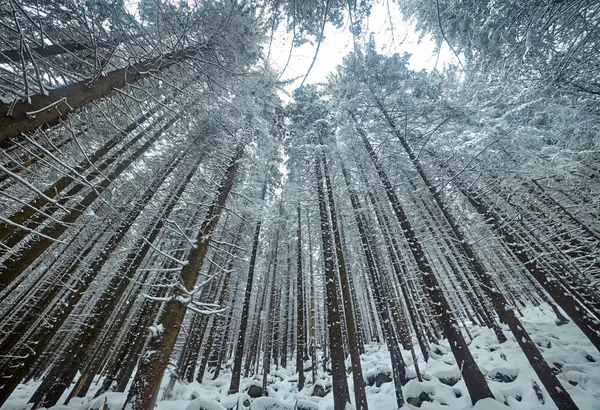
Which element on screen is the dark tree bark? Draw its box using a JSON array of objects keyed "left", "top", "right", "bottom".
[
  {"left": 228, "top": 181, "right": 268, "bottom": 394},
  {"left": 341, "top": 162, "right": 406, "bottom": 407},
  {"left": 0, "top": 150, "right": 192, "bottom": 407},
  {"left": 314, "top": 146, "right": 351, "bottom": 410},
  {"left": 353, "top": 117, "right": 494, "bottom": 405},
  {"left": 317, "top": 128, "right": 368, "bottom": 410},
  {"left": 296, "top": 206, "right": 306, "bottom": 390},
  {"left": 122, "top": 145, "right": 243, "bottom": 410},
  {"left": 0, "top": 43, "right": 209, "bottom": 144},
  {"left": 262, "top": 229, "right": 280, "bottom": 395},
  {"left": 83, "top": 207, "right": 207, "bottom": 399},
  {"left": 195, "top": 225, "right": 243, "bottom": 384},
  {"left": 0, "top": 116, "right": 177, "bottom": 290},
  {"left": 462, "top": 187, "right": 600, "bottom": 353},
  {"left": 28, "top": 154, "right": 195, "bottom": 409},
  {"left": 306, "top": 209, "right": 319, "bottom": 384},
  {"left": 0, "top": 103, "right": 165, "bottom": 246}
]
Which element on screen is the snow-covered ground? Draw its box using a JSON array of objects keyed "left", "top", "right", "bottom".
[{"left": 4, "top": 305, "right": 600, "bottom": 410}]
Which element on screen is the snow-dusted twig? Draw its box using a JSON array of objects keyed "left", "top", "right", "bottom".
[
  {"left": 139, "top": 235, "right": 188, "bottom": 266},
  {"left": 138, "top": 267, "right": 182, "bottom": 272},
  {"left": 0, "top": 215, "right": 67, "bottom": 244},
  {"left": 0, "top": 164, "right": 69, "bottom": 212},
  {"left": 209, "top": 238, "right": 248, "bottom": 252},
  {"left": 165, "top": 219, "right": 196, "bottom": 248},
  {"left": 25, "top": 97, "right": 68, "bottom": 118},
  {"left": 0, "top": 191, "right": 69, "bottom": 226}
]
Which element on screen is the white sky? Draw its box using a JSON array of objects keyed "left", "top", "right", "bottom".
[
  {"left": 267, "top": 2, "right": 456, "bottom": 94},
  {"left": 124, "top": 1, "right": 456, "bottom": 94}
]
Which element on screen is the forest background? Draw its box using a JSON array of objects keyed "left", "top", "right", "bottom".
[{"left": 0, "top": 1, "right": 598, "bottom": 410}]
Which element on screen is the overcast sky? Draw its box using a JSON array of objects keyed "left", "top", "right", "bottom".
[{"left": 268, "top": 2, "right": 455, "bottom": 95}]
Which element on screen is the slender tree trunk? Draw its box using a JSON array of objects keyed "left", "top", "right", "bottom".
[
  {"left": 317, "top": 130, "right": 368, "bottom": 410},
  {"left": 353, "top": 118, "right": 493, "bottom": 404},
  {"left": 196, "top": 225, "right": 243, "bottom": 383},
  {"left": 0, "top": 116, "right": 177, "bottom": 289},
  {"left": 462, "top": 187, "right": 600, "bottom": 353},
  {"left": 306, "top": 209, "right": 318, "bottom": 384},
  {"left": 296, "top": 206, "right": 306, "bottom": 390},
  {"left": 372, "top": 103, "right": 508, "bottom": 342},
  {"left": 280, "top": 249, "right": 290, "bottom": 370},
  {"left": 362, "top": 177, "right": 430, "bottom": 362},
  {"left": 28, "top": 154, "right": 193, "bottom": 409},
  {"left": 228, "top": 181, "right": 268, "bottom": 394},
  {"left": 0, "top": 104, "right": 165, "bottom": 248},
  {"left": 341, "top": 163, "right": 405, "bottom": 407},
  {"left": 262, "top": 229, "right": 280, "bottom": 395}
]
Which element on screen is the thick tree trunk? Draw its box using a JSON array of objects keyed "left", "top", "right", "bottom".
[
  {"left": 0, "top": 43, "right": 208, "bottom": 144},
  {"left": 314, "top": 150, "right": 351, "bottom": 410},
  {"left": 122, "top": 146, "right": 243, "bottom": 410}
]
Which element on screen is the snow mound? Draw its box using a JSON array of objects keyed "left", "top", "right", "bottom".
[
  {"left": 185, "top": 398, "right": 227, "bottom": 410},
  {"left": 470, "top": 397, "right": 511, "bottom": 410},
  {"left": 250, "top": 397, "right": 294, "bottom": 409}
]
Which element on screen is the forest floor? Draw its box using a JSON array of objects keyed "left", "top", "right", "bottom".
[{"left": 4, "top": 305, "right": 600, "bottom": 410}]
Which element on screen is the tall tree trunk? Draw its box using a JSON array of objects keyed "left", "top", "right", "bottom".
[
  {"left": 262, "top": 229, "right": 280, "bottom": 395},
  {"left": 0, "top": 116, "right": 177, "bottom": 289},
  {"left": 314, "top": 147, "right": 351, "bottom": 410},
  {"left": 0, "top": 150, "right": 189, "bottom": 407},
  {"left": 28, "top": 154, "right": 196, "bottom": 409},
  {"left": 0, "top": 104, "right": 165, "bottom": 248},
  {"left": 228, "top": 181, "right": 268, "bottom": 394},
  {"left": 341, "top": 162, "right": 406, "bottom": 407},
  {"left": 195, "top": 225, "right": 243, "bottom": 384},
  {"left": 0, "top": 43, "right": 209, "bottom": 144},
  {"left": 318, "top": 130, "right": 368, "bottom": 410},
  {"left": 353, "top": 117, "right": 494, "bottom": 404},
  {"left": 371, "top": 102, "right": 508, "bottom": 342},
  {"left": 306, "top": 209, "right": 318, "bottom": 384},
  {"left": 81, "top": 206, "right": 207, "bottom": 399},
  {"left": 462, "top": 187, "right": 600, "bottom": 352},
  {"left": 296, "top": 206, "right": 306, "bottom": 390},
  {"left": 122, "top": 145, "right": 243, "bottom": 410}
]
